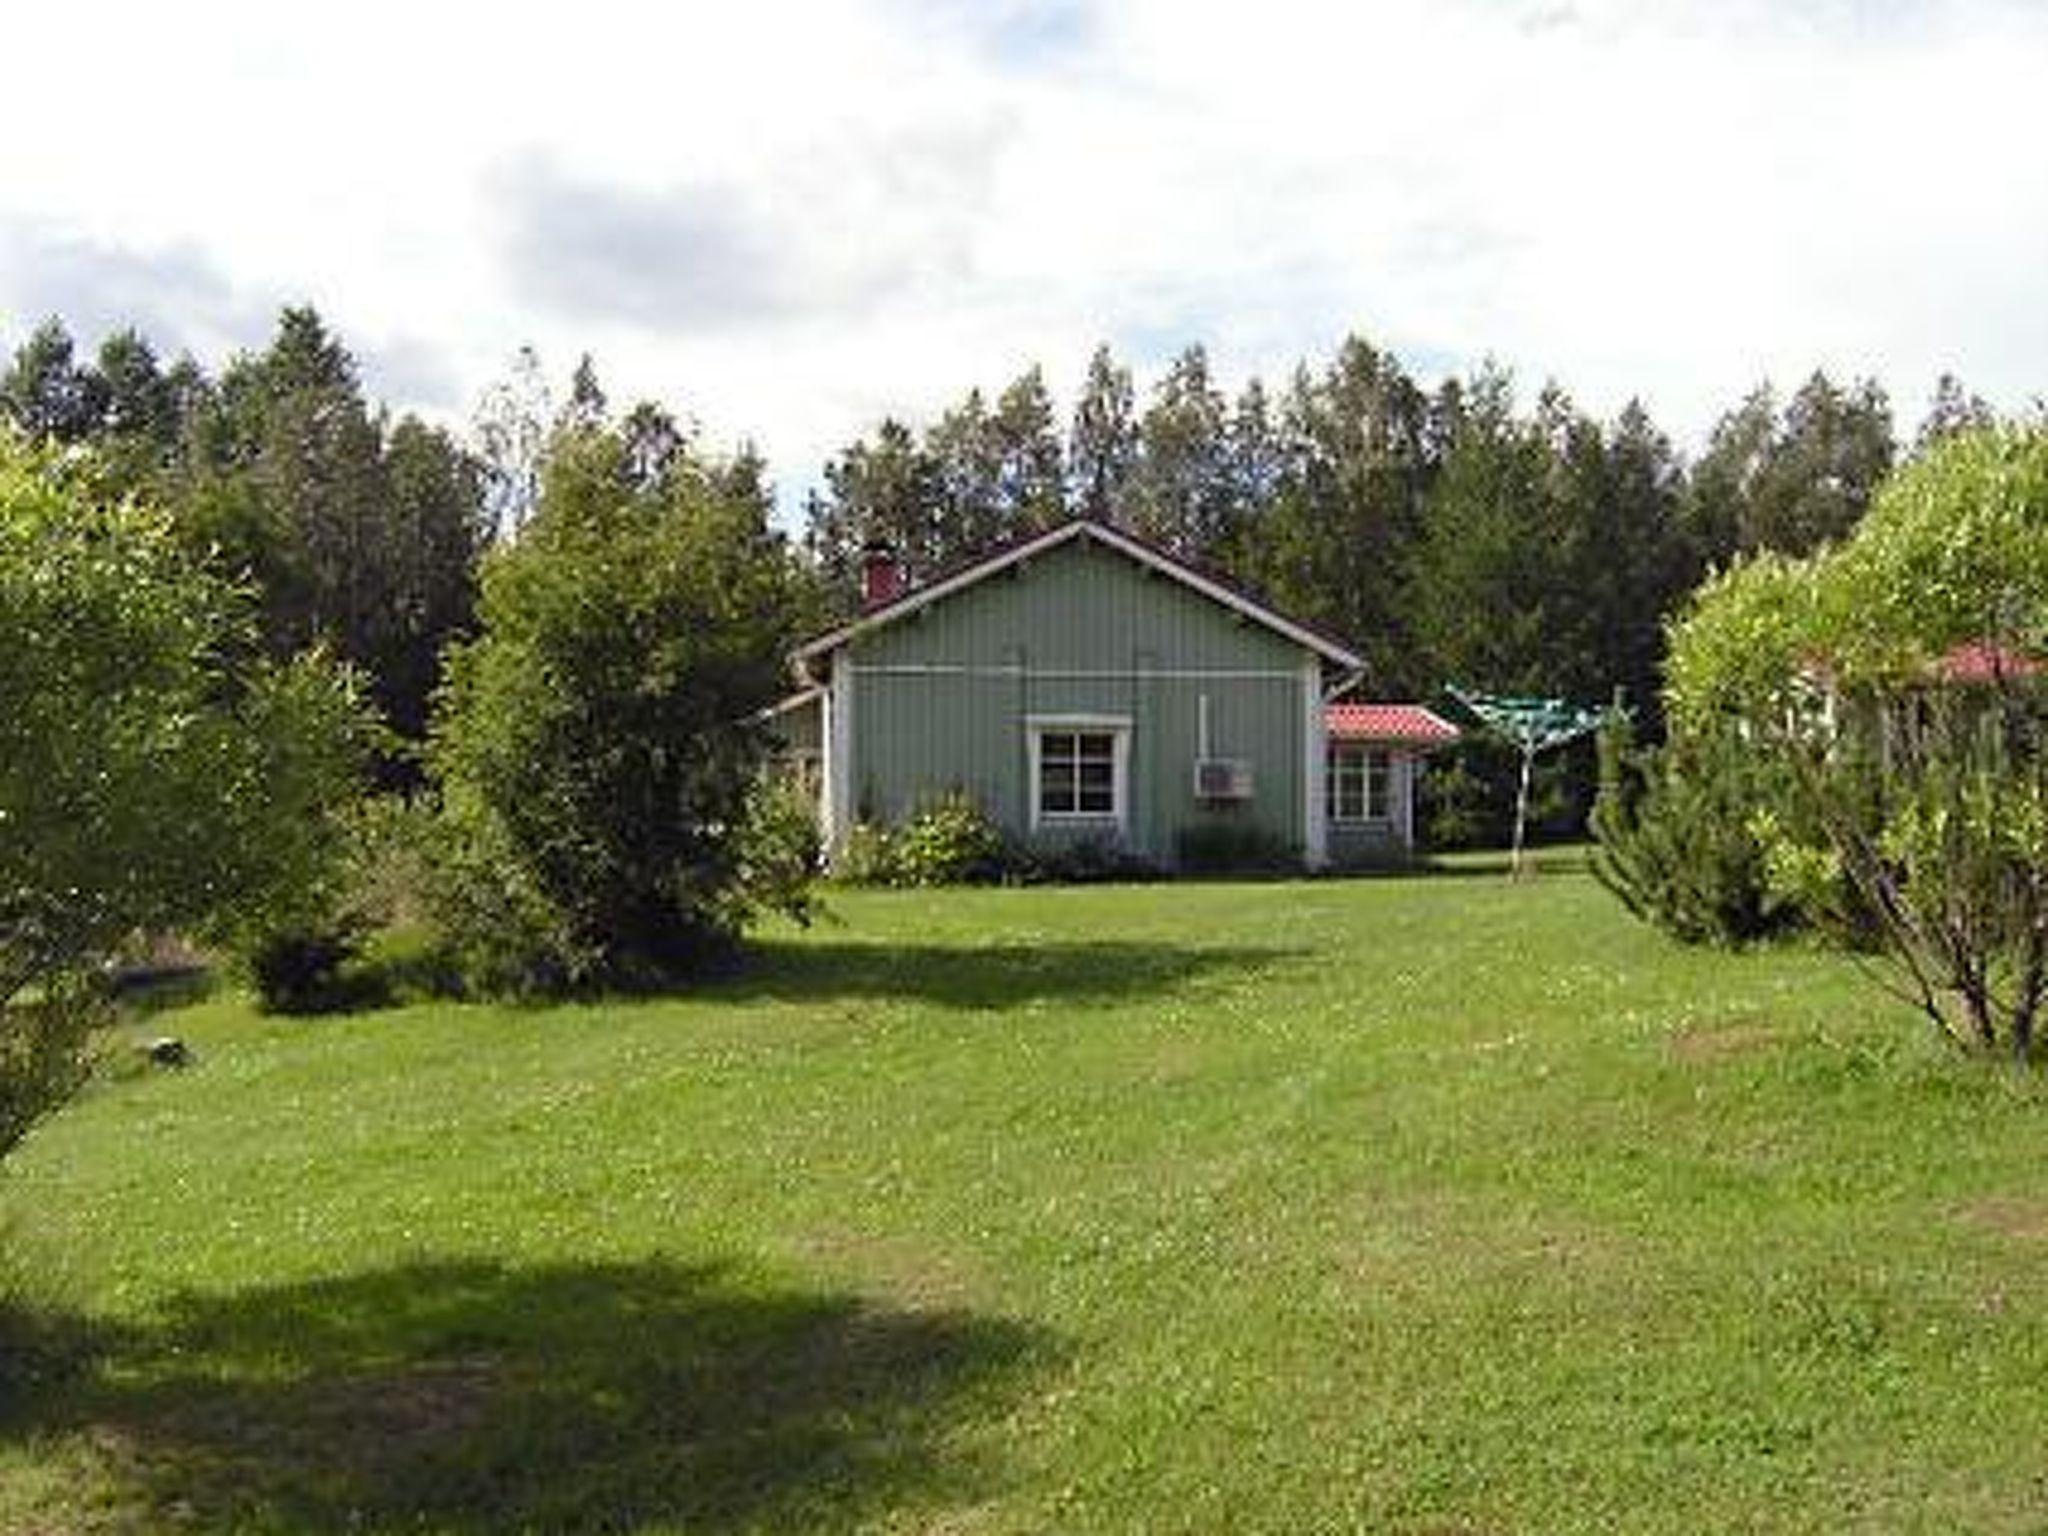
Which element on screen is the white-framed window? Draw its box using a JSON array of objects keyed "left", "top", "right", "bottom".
[
  {"left": 1326, "top": 743, "right": 1391, "bottom": 822},
  {"left": 1028, "top": 715, "right": 1129, "bottom": 829}
]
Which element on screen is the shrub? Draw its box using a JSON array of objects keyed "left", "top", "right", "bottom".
[
  {"left": 1590, "top": 713, "right": 1802, "bottom": 947},
  {"left": 1013, "top": 835, "right": 1161, "bottom": 885},
  {"left": 1173, "top": 821, "right": 1301, "bottom": 876},
  {"left": 243, "top": 933, "right": 359, "bottom": 1013},
  {"left": 0, "top": 432, "right": 369, "bottom": 1149},
  {"left": 235, "top": 793, "right": 448, "bottom": 1013},
  {"left": 427, "top": 425, "right": 812, "bottom": 993},
  {"left": 1421, "top": 739, "right": 1583, "bottom": 851},
  {"left": 833, "top": 822, "right": 901, "bottom": 886},
  {"left": 891, "top": 796, "right": 1007, "bottom": 886},
  {"left": 832, "top": 797, "right": 1007, "bottom": 887},
  {"left": 736, "top": 774, "right": 825, "bottom": 922},
  {"left": 1663, "top": 425, "right": 2048, "bottom": 1057},
  {"left": 419, "top": 781, "right": 601, "bottom": 998}
]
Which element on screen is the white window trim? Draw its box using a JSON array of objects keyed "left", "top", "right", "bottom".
[
  {"left": 824, "top": 648, "right": 854, "bottom": 854},
  {"left": 1026, "top": 713, "right": 1130, "bottom": 833},
  {"left": 1327, "top": 742, "right": 1393, "bottom": 825}
]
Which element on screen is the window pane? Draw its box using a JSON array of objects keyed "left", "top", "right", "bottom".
[
  {"left": 1040, "top": 758, "right": 1076, "bottom": 812},
  {"left": 1039, "top": 727, "right": 1118, "bottom": 817},
  {"left": 1327, "top": 743, "right": 1372, "bottom": 821}
]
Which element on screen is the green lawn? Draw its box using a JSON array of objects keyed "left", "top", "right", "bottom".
[{"left": 6, "top": 865, "right": 2048, "bottom": 1533}]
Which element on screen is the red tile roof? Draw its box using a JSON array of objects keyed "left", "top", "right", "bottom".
[
  {"left": 1326, "top": 703, "right": 1461, "bottom": 746},
  {"left": 1929, "top": 641, "right": 2044, "bottom": 684}
]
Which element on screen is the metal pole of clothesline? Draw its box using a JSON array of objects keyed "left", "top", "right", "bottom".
[{"left": 1446, "top": 687, "right": 1616, "bottom": 878}]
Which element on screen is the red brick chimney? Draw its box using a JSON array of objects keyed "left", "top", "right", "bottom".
[{"left": 861, "top": 541, "right": 907, "bottom": 610}]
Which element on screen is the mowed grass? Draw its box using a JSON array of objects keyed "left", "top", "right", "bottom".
[{"left": 6, "top": 865, "right": 2048, "bottom": 1533}]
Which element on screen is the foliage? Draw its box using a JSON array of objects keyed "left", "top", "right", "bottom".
[
  {"left": 1590, "top": 714, "right": 1802, "bottom": 946},
  {"left": 3, "top": 310, "right": 489, "bottom": 769},
  {"left": 1683, "top": 374, "right": 1896, "bottom": 564},
  {"left": 1417, "top": 750, "right": 1496, "bottom": 849},
  {"left": 1664, "top": 425, "right": 2048, "bottom": 1057},
  {"left": 833, "top": 821, "right": 905, "bottom": 888},
  {"left": 427, "top": 418, "right": 811, "bottom": 993},
  {"left": 831, "top": 800, "right": 1164, "bottom": 887},
  {"left": 1172, "top": 820, "right": 1301, "bottom": 875},
  {"left": 417, "top": 783, "right": 595, "bottom": 997},
  {"left": 1069, "top": 344, "right": 1138, "bottom": 522},
  {"left": 831, "top": 796, "right": 1007, "bottom": 887},
  {"left": 1236, "top": 338, "right": 1439, "bottom": 693},
  {"left": 1130, "top": 346, "right": 1235, "bottom": 559},
  {"left": 734, "top": 775, "right": 826, "bottom": 922},
  {"left": 0, "top": 433, "right": 369, "bottom": 1149},
  {"left": 208, "top": 658, "right": 384, "bottom": 1012},
  {"left": 0, "top": 992, "right": 104, "bottom": 1172},
  {"left": 1421, "top": 740, "right": 1579, "bottom": 851},
  {"left": 1010, "top": 835, "right": 1160, "bottom": 884},
  {"left": 889, "top": 796, "right": 1009, "bottom": 886}
]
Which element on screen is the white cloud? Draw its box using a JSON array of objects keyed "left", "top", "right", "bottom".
[{"left": 2, "top": 0, "right": 2043, "bottom": 505}]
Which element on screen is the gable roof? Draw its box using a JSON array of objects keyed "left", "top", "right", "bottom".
[{"left": 794, "top": 519, "right": 1365, "bottom": 671}]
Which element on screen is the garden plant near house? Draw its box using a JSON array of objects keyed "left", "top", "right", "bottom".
[{"left": 1660, "top": 424, "right": 2048, "bottom": 1058}]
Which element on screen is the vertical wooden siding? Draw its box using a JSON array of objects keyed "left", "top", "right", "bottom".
[{"left": 844, "top": 537, "right": 1312, "bottom": 863}]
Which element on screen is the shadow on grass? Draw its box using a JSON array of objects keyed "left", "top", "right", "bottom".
[
  {"left": 716, "top": 938, "right": 1303, "bottom": 1011},
  {"left": 1, "top": 1257, "right": 1056, "bottom": 1533}
]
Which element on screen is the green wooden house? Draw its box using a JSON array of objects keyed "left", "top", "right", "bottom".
[{"left": 767, "top": 520, "right": 1457, "bottom": 871}]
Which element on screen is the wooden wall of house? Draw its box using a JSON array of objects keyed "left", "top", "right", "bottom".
[{"left": 840, "top": 535, "right": 1314, "bottom": 866}]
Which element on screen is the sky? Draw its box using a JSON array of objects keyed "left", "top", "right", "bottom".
[{"left": 3, "top": 0, "right": 2044, "bottom": 509}]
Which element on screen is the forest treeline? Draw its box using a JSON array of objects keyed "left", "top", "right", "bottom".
[
  {"left": 810, "top": 342, "right": 1993, "bottom": 717},
  {"left": 2, "top": 308, "right": 1997, "bottom": 799}
]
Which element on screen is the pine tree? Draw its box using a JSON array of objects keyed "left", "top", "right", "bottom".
[
  {"left": 990, "top": 365, "right": 1065, "bottom": 532},
  {"left": 1069, "top": 344, "right": 1137, "bottom": 522},
  {"left": 1132, "top": 345, "right": 1230, "bottom": 559},
  {"left": 0, "top": 318, "right": 108, "bottom": 442}
]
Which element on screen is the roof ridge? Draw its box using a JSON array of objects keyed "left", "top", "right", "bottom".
[{"left": 794, "top": 518, "right": 1364, "bottom": 671}]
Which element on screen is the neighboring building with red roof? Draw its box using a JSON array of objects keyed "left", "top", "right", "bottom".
[
  {"left": 766, "top": 518, "right": 1457, "bottom": 871},
  {"left": 1325, "top": 703, "right": 1462, "bottom": 748},
  {"left": 1928, "top": 641, "right": 2044, "bottom": 685}
]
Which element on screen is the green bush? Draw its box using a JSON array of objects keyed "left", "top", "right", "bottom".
[
  {"left": 1663, "top": 425, "right": 2048, "bottom": 1057},
  {"left": 1173, "top": 821, "right": 1301, "bottom": 875},
  {"left": 892, "top": 796, "right": 1007, "bottom": 886},
  {"left": 832, "top": 800, "right": 1163, "bottom": 887},
  {"left": 1422, "top": 739, "right": 1584, "bottom": 852},
  {"left": 1589, "top": 714, "right": 1802, "bottom": 947},
  {"left": 238, "top": 793, "right": 449, "bottom": 1013},
  {"left": 0, "top": 432, "right": 369, "bottom": 1147},
  {"left": 244, "top": 933, "right": 359, "bottom": 1013},
  {"left": 1011, "top": 835, "right": 1160, "bottom": 885},
  {"left": 420, "top": 783, "right": 601, "bottom": 998},
  {"left": 834, "top": 822, "right": 903, "bottom": 887},
  {"left": 736, "top": 774, "right": 825, "bottom": 921},
  {"left": 426, "top": 425, "right": 812, "bottom": 994},
  {"left": 834, "top": 796, "right": 1007, "bottom": 887}
]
